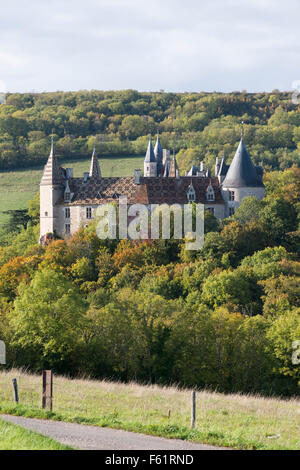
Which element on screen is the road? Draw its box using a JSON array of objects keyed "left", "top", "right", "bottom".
[{"left": 0, "top": 414, "right": 227, "bottom": 450}]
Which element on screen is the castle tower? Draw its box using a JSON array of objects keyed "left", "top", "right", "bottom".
[
  {"left": 40, "top": 138, "right": 64, "bottom": 240},
  {"left": 221, "top": 137, "right": 265, "bottom": 217},
  {"left": 154, "top": 132, "right": 163, "bottom": 176},
  {"left": 89, "top": 146, "right": 101, "bottom": 178},
  {"left": 144, "top": 136, "right": 157, "bottom": 177}
]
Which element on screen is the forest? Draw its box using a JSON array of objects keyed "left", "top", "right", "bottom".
[
  {"left": 1, "top": 90, "right": 300, "bottom": 173},
  {"left": 0, "top": 165, "right": 299, "bottom": 396}
]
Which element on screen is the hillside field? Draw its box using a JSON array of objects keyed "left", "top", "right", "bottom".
[
  {"left": 0, "top": 155, "right": 143, "bottom": 227},
  {"left": 0, "top": 369, "right": 299, "bottom": 450}
]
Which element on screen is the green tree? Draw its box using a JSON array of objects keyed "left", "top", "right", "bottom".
[{"left": 9, "top": 269, "right": 88, "bottom": 370}]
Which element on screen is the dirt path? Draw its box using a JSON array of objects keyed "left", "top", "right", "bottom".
[{"left": 1, "top": 414, "right": 228, "bottom": 450}]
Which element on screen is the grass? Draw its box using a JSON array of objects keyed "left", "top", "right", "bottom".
[
  {"left": 0, "top": 155, "right": 144, "bottom": 227},
  {"left": 0, "top": 418, "right": 73, "bottom": 450},
  {"left": 0, "top": 370, "right": 299, "bottom": 450}
]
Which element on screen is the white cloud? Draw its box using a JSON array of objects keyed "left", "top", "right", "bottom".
[{"left": 0, "top": 0, "right": 299, "bottom": 92}]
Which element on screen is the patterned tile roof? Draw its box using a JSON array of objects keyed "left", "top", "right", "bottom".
[{"left": 62, "top": 176, "right": 224, "bottom": 206}]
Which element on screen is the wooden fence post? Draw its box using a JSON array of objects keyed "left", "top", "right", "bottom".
[
  {"left": 191, "top": 391, "right": 196, "bottom": 428},
  {"left": 42, "top": 370, "right": 53, "bottom": 411},
  {"left": 12, "top": 378, "right": 19, "bottom": 404}
]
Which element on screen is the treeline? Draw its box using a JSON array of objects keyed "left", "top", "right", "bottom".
[
  {"left": 0, "top": 90, "right": 300, "bottom": 172},
  {"left": 0, "top": 167, "right": 299, "bottom": 396}
]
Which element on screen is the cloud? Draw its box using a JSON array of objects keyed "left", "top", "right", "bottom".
[{"left": 0, "top": 0, "right": 299, "bottom": 92}]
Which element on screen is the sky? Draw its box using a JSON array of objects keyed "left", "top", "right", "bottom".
[{"left": 0, "top": 0, "right": 299, "bottom": 94}]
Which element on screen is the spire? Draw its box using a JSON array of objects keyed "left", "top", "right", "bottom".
[
  {"left": 40, "top": 137, "right": 64, "bottom": 186},
  {"left": 89, "top": 146, "right": 101, "bottom": 178},
  {"left": 222, "top": 137, "right": 263, "bottom": 188},
  {"left": 144, "top": 135, "right": 156, "bottom": 162},
  {"left": 168, "top": 151, "right": 179, "bottom": 177},
  {"left": 154, "top": 131, "right": 163, "bottom": 164}
]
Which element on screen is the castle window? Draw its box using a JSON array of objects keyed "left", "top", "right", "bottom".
[
  {"left": 65, "top": 224, "right": 70, "bottom": 234},
  {"left": 187, "top": 185, "right": 196, "bottom": 202},
  {"left": 229, "top": 207, "right": 235, "bottom": 216},
  {"left": 45, "top": 211, "right": 48, "bottom": 217},
  {"left": 65, "top": 207, "right": 70, "bottom": 219},
  {"left": 206, "top": 186, "right": 215, "bottom": 201},
  {"left": 229, "top": 190, "right": 235, "bottom": 201},
  {"left": 86, "top": 207, "right": 92, "bottom": 219},
  {"left": 64, "top": 192, "right": 70, "bottom": 202}
]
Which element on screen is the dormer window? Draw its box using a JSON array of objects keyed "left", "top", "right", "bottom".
[
  {"left": 206, "top": 183, "right": 215, "bottom": 202},
  {"left": 206, "top": 185, "right": 215, "bottom": 202},
  {"left": 64, "top": 180, "right": 72, "bottom": 202},
  {"left": 187, "top": 184, "right": 196, "bottom": 202}
]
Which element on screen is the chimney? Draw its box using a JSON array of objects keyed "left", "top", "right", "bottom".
[
  {"left": 200, "top": 161, "right": 205, "bottom": 172},
  {"left": 83, "top": 172, "right": 89, "bottom": 182},
  {"left": 134, "top": 169, "right": 141, "bottom": 184}
]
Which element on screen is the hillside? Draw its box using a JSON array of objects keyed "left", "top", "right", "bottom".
[
  {"left": 0, "top": 90, "right": 300, "bottom": 173},
  {"left": 0, "top": 155, "right": 143, "bottom": 227},
  {"left": 0, "top": 369, "right": 299, "bottom": 450}
]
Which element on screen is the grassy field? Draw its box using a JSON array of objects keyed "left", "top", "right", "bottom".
[
  {"left": 0, "top": 370, "right": 299, "bottom": 450},
  {"left": 0, "top": 418, "right": 73, "bottom": 450},
  {"left": 0, "top": 155, "right": 144, "bottom": 227}
]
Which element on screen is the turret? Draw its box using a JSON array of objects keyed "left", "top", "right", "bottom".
[
  {"left": 221, "top": 137, "right": 265, "bottom": 217},
  {"left": 154, "top": 132, "right": 163, "bottom": 176},
  {"left": 144, "top": 136, "right": 157, "bottom": 177},
  {"left": 40, "top": 138, "right": 64, "bottom": 240}
]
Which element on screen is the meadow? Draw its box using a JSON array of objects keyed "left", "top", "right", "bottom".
[
  {"left": 0, "top": 155, "right": 144, "bottom": 227},
  {"left": 0, "top": 369, "right": 299, "bottom": 450},
  {"left": 0, "top": 418, "right": 73, "bottom": 450}
]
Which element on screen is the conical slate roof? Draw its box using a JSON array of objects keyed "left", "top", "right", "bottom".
[
  {"left": 222, "top": 138, "right": 263, "bottom": 188},
  {"left": 40, "top": 138, "right": 64, "bottom": 186},
  {"left": 89, "top": 147, "right": 101, "bottom": 178},
  {"left": 217, "top": 157, "right": 228, "bottom": 176},
  {"left": 154, "top": 134, "right": 163, "bottom": 163},
  {"left": 144, "top": 136, "right": 156, "bottom": 162}
]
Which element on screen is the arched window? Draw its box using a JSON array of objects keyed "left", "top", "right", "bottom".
[
  {"left": 206, "top": 184, "right": 215, "bottom": 202},
  {"left": 187, "top": 185, "right": 196, "bottom": 202}
]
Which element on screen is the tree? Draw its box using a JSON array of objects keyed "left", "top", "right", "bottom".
[
  {"left": 258, "top": 199, "right": 297, "bottom": 246},
  {"left": 9, "top": 269, "right": 88, "bottom": 370},
  {"left": 201, "top": 267, "right": 262, "bottom": 315},
  {"left": 266, "top": 310, "right": 300, "bottom": 393},
  {"left": 233, "top": 196, "right": 263, "bottom": 224}
]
